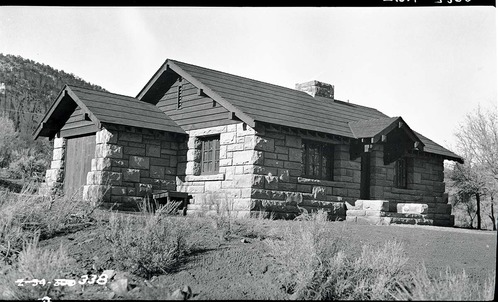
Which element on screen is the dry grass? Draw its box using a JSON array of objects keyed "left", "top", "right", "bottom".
[
  {"left": 1, "top": 186, "right": 494, "bottom": 300},
  {"left": 396, "top": 265, "right": 495, "bottom": 301},
  {"left": 0, "top": 183, "right": 99, "bottom": 263},
  {"left": 200, "top": 192, "right": 238, "bottom": 240},
  {"left": 0, "top": 234, "right": 77, "bottom": 300},
  {"left": 268, "top": 210, "right": 495, "bottom": 300},
  {"left": 104, "top": 199, "right": 199, "bottom": 279}
]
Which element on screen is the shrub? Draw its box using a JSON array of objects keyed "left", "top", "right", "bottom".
[
  {"left": 229, "top": 210, "right": 279, "bottom": 240},
  {"left": 396, "top": 265, "right": 496, "bottom": 301},
  {"left": 0, "top": 115, "right": 17, "bottom": 168},
  {"left": 7, "top": 148, "right": 48, "bottom": 181},
  {"left": 105, "top": 203, "right": 195, "bottom": 279},
  {"left": 199, "top": 192, "right": 238, "bottom": 240},
  {"left": 0, "top": 234, "right": 76, "bottom": 300},
  {"left": 269, "top": 211, "right": 495, "bottom": 300},
  {"left": 267, "top": 210, "right": 349, "bottom": 297},
  {"left": 309, "top": 240, "right": 410, "bottom": 300},
  {"left": 268, "top": 210, "right": 411, "bottom": 300},
  {"left": 0, "top": 183, "right": 99, "bottom": 262}
]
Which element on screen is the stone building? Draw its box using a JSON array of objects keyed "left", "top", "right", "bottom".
[{"left": 35, "top": 59, "right": 463, "bottom": 226}]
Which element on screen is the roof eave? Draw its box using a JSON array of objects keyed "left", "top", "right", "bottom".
[
  {"left": 136, "top": 60, "right": 169, "bottom": 101},
  {"left": 33, "top": 86, "right": 102, "bottom": 139},
  {"left": 33, "top": 84, "right": 69, "bottom": 139}
]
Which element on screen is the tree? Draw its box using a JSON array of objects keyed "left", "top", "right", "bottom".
[
  {"left": 448, "top": 152, "right": 487, "bottom": 229},
  {"left": 455, "top": 106, "right": 498, "bottom": 181},
  {"left": 450, "top": 105, "right": 498, "bottom": 230},
  {"left": 0, "top": 115, "right": 17, "bottom": 167}
]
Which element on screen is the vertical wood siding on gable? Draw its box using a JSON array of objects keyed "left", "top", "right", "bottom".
[
  {"left": 60, "top": 107, "right": 98, "bottom": 137},
  {"left": 156, "top": 78, "right": 237, "bottom": 131}
]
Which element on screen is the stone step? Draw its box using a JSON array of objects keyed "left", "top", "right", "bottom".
[
  {"left": 382, "top": 212, "right": 433, "bottom": 219},
  {"left": 390, "top": 217, "right": 434, "bottom": 225}
]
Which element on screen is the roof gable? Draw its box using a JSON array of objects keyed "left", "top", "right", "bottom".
[
  {"left": 138, "top": 60, "right": 256, "bottom": 127},
  {"left": 33, "top": 85, "right": 98, "bottom": 139},
  {"left": 348, "top": 116, "right": 424, "bottom": 149},
  {"left": 34, "top": 85, "right": 185, "bottom": 139}
]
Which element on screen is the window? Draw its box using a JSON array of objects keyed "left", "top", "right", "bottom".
[
  {"left": 394, "top": 157, "right": 408, "bottom": 188},
  {"left": 301, "top": 140, "right": 334, "bottom": 180},
  {"left": 200, "top": 136, "right": 220, "bottom": 174}
]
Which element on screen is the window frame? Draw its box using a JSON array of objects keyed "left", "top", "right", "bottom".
[
  {"left": 200, "top": 135, "right": 220, "bottom": 175},
  {"left": 301, "top": 139, "right": 334, "bottom": 181}
]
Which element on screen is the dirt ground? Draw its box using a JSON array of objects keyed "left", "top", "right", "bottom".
[{"left": 32, "top": 210, "right": 497, "bottom": 300}]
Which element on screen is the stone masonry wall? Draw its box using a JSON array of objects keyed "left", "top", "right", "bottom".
[
  {"left": 179, "top": 123, "right": 368, "bottom": 219},
  {"left": 83, "top": 124, "right": 183, "bottom": 210},
  {"left": 368, "top": 144, "right": 453, "bottom": 226},
  {"left": 40, "top": 137, "right": 66, "bottom": 196},
  {"left": 249, "top": 126, "right": 359, "bottom": 219},
  {"left": 176, "top": 123, "right": 262, "bottom": 218}
]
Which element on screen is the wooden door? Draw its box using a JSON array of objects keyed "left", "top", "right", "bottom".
[
  {"left": 63, "top": 134, "right": 96, "bottom": 198},
  {"left": 360, "top": 152, "right": 370, "bottom": 200}
]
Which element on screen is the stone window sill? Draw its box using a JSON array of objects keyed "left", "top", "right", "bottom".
[
  {"left": 297, "top": 177, "right": 337, "bottom": 187},
  {"left": 391, "top": 187, "right": 414, "bottom": 194},
  {"left": 185, "top": 173, "right": 225, "bottom": 182}
]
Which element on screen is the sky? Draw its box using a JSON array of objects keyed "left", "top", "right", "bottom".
[{"left": 0, "top": 6, "right": 496, "bottom": 154}]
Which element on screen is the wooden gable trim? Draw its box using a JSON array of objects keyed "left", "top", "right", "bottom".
[
  {"left": 64, "top": 87, "right": 101, "bottom": 129},
  {"left": 33, "top": 86, "right": 101, "bottom": 139},
  {"left": 136, "top": 61, "right": 169, "bottom": 101},
  {"left": 136, "top": 60, "right": 256, "bottom": 128},
  {"left": 33, "top": 86, "right": 68, "bottom": 139},
  {"left": 165, "top": 61, "right": 256, "bottom": 128},
  {"left": 372, "top": 117, "right": 424, "bottom": 150}
]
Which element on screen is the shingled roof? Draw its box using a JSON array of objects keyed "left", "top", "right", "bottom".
[
  {"left": 34, "top": 85, "right": 186, "bottom": 139},
  {"left": 138, "top": 59, "right": 462, "bottom": 162},
  {"left": 143, "top": 59, "right": 389, "bottom": 137},
  {"left": 137, "top": 59, "right": 462, "bottom": 161}
]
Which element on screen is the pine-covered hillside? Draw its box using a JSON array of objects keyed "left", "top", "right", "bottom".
[
  {"left": 0, "top": 53, "right": 108, "bottom": 180},
  {"left": 0, "top": 53, "right": 107, "bottom": 134}
]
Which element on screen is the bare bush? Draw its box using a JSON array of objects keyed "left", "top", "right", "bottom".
[
  {"left": 396, "top": 265, "right": 495, "bottom": 300},
  {"left": 200, "top": 191, "right": 238, "bottom": 240},
  {"left": 267, "top": 210, "right": 350, "bottom": 298},
  {"left": 105, "top": 203, "right": 196, "bottom": 279}
]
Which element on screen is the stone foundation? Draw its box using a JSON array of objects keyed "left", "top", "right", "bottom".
[
  {"left": 346, "top": 195, "right": 454, "bottom": 226},
  {"left": 365, "top": 144, "right": 453, "bottom": 226}
]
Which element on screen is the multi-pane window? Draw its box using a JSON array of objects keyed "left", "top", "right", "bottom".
[
  {"left": 301, "top": 140, "right": 334, "bottom": 180},
  {"left": 200, "top": 136, "right": 220, "bottom": 174},
  {"left": 394, "top": 157, "right": 408, "bottom": 188}
]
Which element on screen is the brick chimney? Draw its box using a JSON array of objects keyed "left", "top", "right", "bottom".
[{"left": 295, "top": 80, "right": 334, "bottom": 99}]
